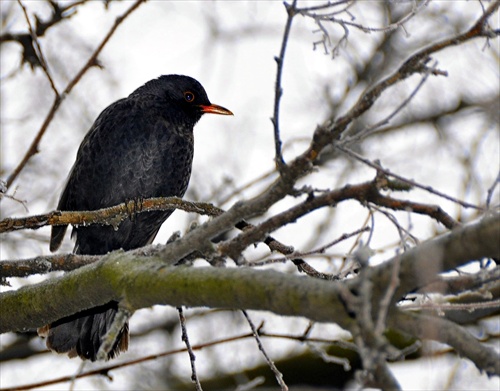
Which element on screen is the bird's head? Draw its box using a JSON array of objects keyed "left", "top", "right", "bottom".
[{"left": 131, "top": 74, "right": 233, "bottom": 124}]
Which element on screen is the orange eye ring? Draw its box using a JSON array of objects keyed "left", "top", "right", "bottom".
[{"left": 184, "top": 91, "right": 195, "bottom": 102}]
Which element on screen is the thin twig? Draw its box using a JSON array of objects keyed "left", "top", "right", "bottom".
[
  {"left": 305, "top": 0, "right": 431, "bottom": 33},
  {"left": 17, "top": 0, "right": 59, "bottom": 96},
  {"left": 271, "top": 0, "right": 298, "bottom": 173},
  {"left": 368, "top": 205, "right": 418, "bottom": 250},
  {"left": 3, "top": 329, "right": 353, "bottom": 391},
  {"left": 297, "top": 0, "right": 353, "bottom": 13},
  {"left": 302, "top": 0, "right": 431, "bottom": 57},
  {"left": 374, "top": 253, "right": 401, "bottom": 336},
  {"left": 307, "top": 342, "right": 351, "bottom": 370},
  {"left": 218, "top": 169, "right": 276, "bottom": 206},
  {"left": 283, "top": 227, "right": 370, "bottom": 261},
  {"left": 242, "top": 310, "right": 288, "bottom": 391},
  {"left": 337, "top": 146, "right": 484, "bottom": 211},
  {"left": 219, "top": 177, "right": 460, "bottom": 260},
  {"left": 70, "top": 361, "right": 87, "bottom": 391},
  {"left": 486, "top": 170, "right": 500, "bottom": 209},
  {"left": 6, "top": 0, "right": 146, "bottom": 189},
  {"left": 341, "top": 60, "right": 442, "bottom": 144},
  {"left": 248, "top": 227, "right": 370, "bottom": 280},
  {"left": 178, "top": 307, "right": 203, "bottom": 391}
]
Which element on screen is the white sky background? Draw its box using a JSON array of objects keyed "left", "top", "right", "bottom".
[{"left": 1, "top": 1, "right": 499, "bottom": 390}]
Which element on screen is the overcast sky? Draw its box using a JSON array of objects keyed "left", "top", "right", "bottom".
[{"left": 1, "top": 1, "right": 499, "bottom": 389}]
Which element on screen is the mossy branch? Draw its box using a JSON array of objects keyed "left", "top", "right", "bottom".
[
  {"left": 0, "top": 256, "right": 351, "bottom": 334},
  {"left": 1, "top": 215, "right": 497, "bottom": 336}
]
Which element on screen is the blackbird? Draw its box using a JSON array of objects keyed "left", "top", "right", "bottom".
[{"left": 39, "top": 74, "right": 232, "bottom": 361}]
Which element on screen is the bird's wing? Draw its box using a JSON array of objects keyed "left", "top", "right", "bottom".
[
  {"left": 49, "top": 98, "right": 131, "bottom": 252},
  {"left": 50, "top": 94, "right": 195, "bottom": 254}
]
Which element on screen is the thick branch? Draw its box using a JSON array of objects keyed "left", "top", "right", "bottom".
[
  {"left": 390, "top": 311, "right": 500, "bottom": 376},
  {"left": 1, "top": 215, "right": 498, "bottom": 336},
  {"left": 0, "top": 257, "right": 352, "bottom": 334},
  {"left": 219, "top": 179, "right": 459, "bottom": 259},
  {"left": 363, "top": 214, "right": 500, "bottom": 302}
]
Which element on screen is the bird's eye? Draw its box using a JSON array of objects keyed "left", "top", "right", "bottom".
[{"left": 184, "top": 91, "right": 195, "bottom": 102}]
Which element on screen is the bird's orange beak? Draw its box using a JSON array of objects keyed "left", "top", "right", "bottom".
[{"left": 199, "top": 104, "right": 233, "bottom": 116}]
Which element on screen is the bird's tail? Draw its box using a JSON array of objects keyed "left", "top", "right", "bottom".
[{"left": 38, "top": 301, "right": 128, "bottom": 361}]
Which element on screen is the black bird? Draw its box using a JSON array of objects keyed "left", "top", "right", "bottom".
[{"left": 39, "top": 75, "right": 232, "bottom": 361}]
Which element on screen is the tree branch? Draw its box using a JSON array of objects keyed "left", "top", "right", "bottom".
[
  {"left": 5, "top": 0, "right": 146, "bottom": 189},
  {"left": 271, "top": 0, "right": 298, "bottom": 172},
  {"left": 1, "top": 215, "right": 497, "bottom": 336},
  {"left": 218, "top": 178, "right": 459, "bottom": 260},
  {"left": 0, "top": 257, "right": 353, "bottom": 334},
  {"left": 0, "top": 0, "right": 91, "bottom": 69},
  {"left": 390, "top": 311, "right": 500, "bottom": 376},
  {"left": 0, "top": 253, "right": 100, "bottom": 278},
  {"left": 306, "top": 1, "right": 499, "bottom": 163},
  {"left": 361, "top": 214, "right": 500, "bottom": 303},
  {"left": 0, "top": 197, "right": 221, "bottom": 234}
]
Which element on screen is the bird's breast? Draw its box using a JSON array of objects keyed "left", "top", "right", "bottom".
[{"left": 126, "top": 126, "right": 194, "bottom": 200}]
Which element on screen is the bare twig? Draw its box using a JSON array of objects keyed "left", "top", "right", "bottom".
[
  {"left": 218, "top": 169, "right": 276, "bottom": 206},
  {"left": 297, "top": 0, "right": 354, "bottom": 14},
  {"left": 337, "top": 146, "right": 483, "bottom": 211},
  {"left": 0, "top": 181, "right": 28, "bottom": 211},
  {"left": 271, "top": 0, "right": 298, "bottom": 172},
  {"left": 242, "top": 310, "right": 288, "bottom": 391},
  {"left": 307, "top": 342, "right": 352, "bottom": 370},
  {"left": 341, "top": 60, "right": 443, "bottom": 144},
  {"left": 348, "top": 264, "right": 402, "bottom": 390},
  {"left": 178, "top": 307, "right": 203, "bottom": 391},
  {"left": 219, "top": 178, "right": 459, "bottom": 260},
  {"left": 5, "top": 0, "right": 146, "bottom": 189},
  {"left": 292, "top": 227, "right": 371, "bottom": 261},
  {"left": 2, "top": 329, "right": 356, "bottom": 391},
  {"left": 486, "top": 170, "right": 500, "bottom": 209},
  {"left": 17, "top": 0, "right": 59, "bottom": 95},
  {"left": 248, "top": 227, "right": 370, "bottom": 280},
  {"left": 302, "top": 0, "right": 431, "bottom": 57}
]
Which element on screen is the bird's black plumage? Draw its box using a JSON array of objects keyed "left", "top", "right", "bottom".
[{"left": 41, "top": 75, "right": 232, "bottom": 361}]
